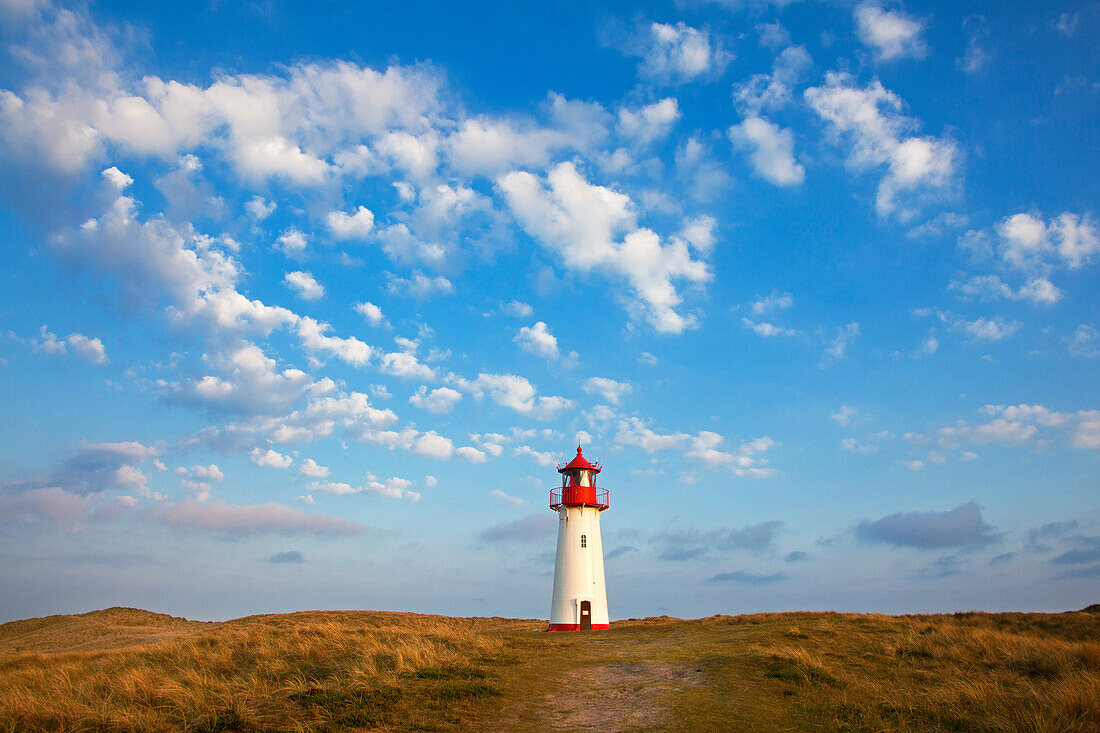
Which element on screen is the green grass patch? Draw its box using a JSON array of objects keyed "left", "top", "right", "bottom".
[
  {"left": 185, "top": 709, "right": 246, "bottom": 733},
  {"left": 762, "top": 654, "right": 840, "bottom": 687},
  {"left": 424, "top": 681, "right": 500, "bottom": 704},
  {"left": 412, "top": 664, "right": 488, "bottom": 680},
  {"left": 290, "top": 685, "right": 402, "bottom": 726}
]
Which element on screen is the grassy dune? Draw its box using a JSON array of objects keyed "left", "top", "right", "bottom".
[{"left": 0, "top": 607, "right": 1097, "bottom": 732}]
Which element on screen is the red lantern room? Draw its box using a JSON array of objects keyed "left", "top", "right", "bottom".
[{"left": 550, "top": 446, "right": 609, "bottom": 510}]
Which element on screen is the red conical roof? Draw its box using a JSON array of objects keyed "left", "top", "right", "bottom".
[{"left": 559, "top": 445, "right": 600, "bottom": 473}]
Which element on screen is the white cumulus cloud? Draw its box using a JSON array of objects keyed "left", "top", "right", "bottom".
[
  {"left": 497, "top": 162, "right": 710, "bottom": 333},
  {"left": 515, "top": 321, "right": 560, "bottom": 360},
  {"left": 452, "top": 372, "right": 572, "bottom": 420},
  {"left": 617, "top": 98, "right": 680, "bottom": 145},
  {"left": 326, "top": 206, "right": 374, "bottom": 239},
  {"left": 276, "top": 229, "right": 308, "bottom": 255},
  {"left": 456, "top": 446, "right": 488, "bottom": 463},
  {"left": 299, "top": 458, "right": 330, "bottom": 477},
  {"left": 354, "top": 301, "right": 386, "bottom": 326},
  {"left": 387, "top": 272, "right": 453, "bottom": 300},
  {"left": 250, "top": 447, "right": 293, "bottom": 469},
  {"left": 36, "top": 327, "right": 109, "bottom": 365},
  {"left": 582, "top": 377, "right": 633, "bottom": 405},
  {"left": 805, "top": 73, "right": 957, "bottom": 220},
  {"left": 245, "top": 196, "right": 276, "bottom": 221},
  {"left": 729, "top": 116, "right": 804, "bottom": 186},
  {"left": 636, "top": 22, "right": 730, "bottom": 85},
  {"left": 283, "top": 271, "right": 325, "bottom": 300},
  {"left": 409, "top": 385, "right": 463, "bottom": 414},
  {"left": 413, "top": 431, "right": 454, "bottom": 460},
  {"left": 854, "top": 3, "right": 929, "bottom": 62},
  {"left": 964, "top": 211, "right": 1100, "bottom": 276},
  {"left": 503, "top": 300, "right": 533, "bottom": 317}
]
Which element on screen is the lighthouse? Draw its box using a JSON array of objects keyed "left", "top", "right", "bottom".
[{"left": 548, "top": 446, "right": 610, "bottom": 631}]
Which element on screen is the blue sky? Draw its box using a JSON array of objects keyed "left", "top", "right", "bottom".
[{"left": 0, "top": 0, "right": 1097, "bottom": 623}]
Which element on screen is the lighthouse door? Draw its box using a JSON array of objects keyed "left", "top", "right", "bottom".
[{"left": 580, "top": 600, "right": 592, "bottom": 630}]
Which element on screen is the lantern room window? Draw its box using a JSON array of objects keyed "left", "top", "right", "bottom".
[{"left": 580, "top": 534, "right": 587, "bottom": 548}]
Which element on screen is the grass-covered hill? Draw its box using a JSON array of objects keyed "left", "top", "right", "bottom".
[{"left": 1, "top": 606, "right": 1097, "bottom": 732}]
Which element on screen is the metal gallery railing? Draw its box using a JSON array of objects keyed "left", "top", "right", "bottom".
[{"left": 549, "top": 487, "right": 609, "bottom": 509}]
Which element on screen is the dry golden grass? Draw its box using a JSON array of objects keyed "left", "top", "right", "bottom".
[
  {"left": 0, "top": 607, "right": 208, "bottom": 655},
  {"left": 666, "top": 611, "right": 1100, "bottom": 732},
  {"left": 0, "top": 608, "right": 526, "bottom": 732},
  {"left": 848, "top": 613, "right": 1100, "bottom": 732},
  {"left": 1, "top": 607, "right": 1097, "bottom": 732}
]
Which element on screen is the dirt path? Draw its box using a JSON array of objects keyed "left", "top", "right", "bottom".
[
  {"left": 545, "top": 661, "right": 704, "bottom": 731},
  {"left": 485, "top": 629, "right": 705, "bottom": 732}
]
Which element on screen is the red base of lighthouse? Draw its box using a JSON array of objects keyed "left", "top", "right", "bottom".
[{"left": 547, "top": 623, "right": 610, "bottom": 631}]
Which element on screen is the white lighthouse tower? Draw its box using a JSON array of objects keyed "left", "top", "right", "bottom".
[{"left": 548, "top": 446, "right": 610, "bottom": 631}]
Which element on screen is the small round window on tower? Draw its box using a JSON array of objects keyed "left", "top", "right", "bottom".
[{"left": 580, "top": 534, "right": 587, "bottom": 548}]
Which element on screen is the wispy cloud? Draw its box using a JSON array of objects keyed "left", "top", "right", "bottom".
[
  {"left": 479, "top": 513, "right": 556, "bottom": 543},
  {"left": 159, "top": 501, "right": 365, "bottom": 537},
  {"left": 856, "top": 502, "right": 998, "bottom": 549},
  {"left": 709, "top": 570, "right": 786, "bottom": 584}
]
